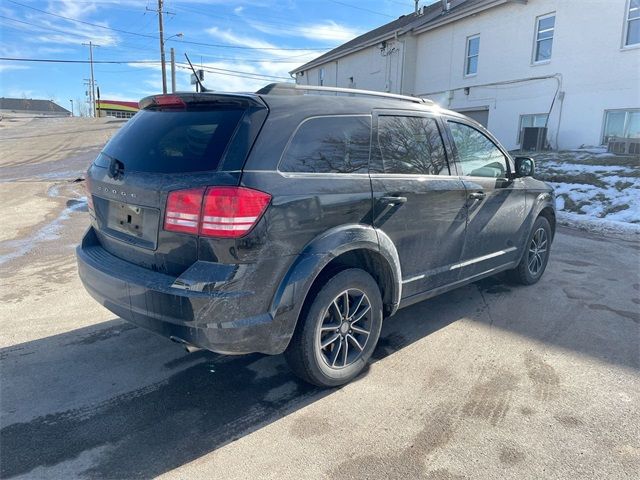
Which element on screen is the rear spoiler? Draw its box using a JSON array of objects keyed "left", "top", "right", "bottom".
[{"left": 138, "top": 93, "right": 267, "bottom": 110}]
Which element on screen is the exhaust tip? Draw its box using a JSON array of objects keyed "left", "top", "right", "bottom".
[{"left": 170, "top": 336, "right": 202, "bottom": 354}]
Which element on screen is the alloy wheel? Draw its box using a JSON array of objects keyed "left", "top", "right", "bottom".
[
  {"left": 316, "top": 288, "right": 372, "bottom": 369},
  {"left": 527, "top": 227, "right": 548, "bottom": 276}
]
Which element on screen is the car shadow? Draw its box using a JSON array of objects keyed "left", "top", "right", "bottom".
[
  {"left": 0, "top": 288, "right": 464, "bottom": 479},
  {"left": 1, "top": 250, "right": 638, "bottom": 478}
]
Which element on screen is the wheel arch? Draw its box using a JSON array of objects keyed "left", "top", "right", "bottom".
[
  {"left": 305, "top": 247, "right": 399, "bottom": 318},
  {"left": 269, "top": 224, "right": 402, "bottom": 352},
  {"left": 538, "top": 205, "right": 556, "bottom": 240}
]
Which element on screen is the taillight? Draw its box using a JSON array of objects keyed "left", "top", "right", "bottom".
[
  {"left": 152, "top": 95, "right": 186, "bottom": 109},
  {"left": 163, "top": 186, "right": 271, "bottom": 238},
  {"left": 201, "top": 187, "right": 271, "bottom": 238},
  {"left": 164, "top": 187, "right": 205, "bottom": 234}
]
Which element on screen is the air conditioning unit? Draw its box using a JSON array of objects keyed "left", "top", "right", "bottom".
[
  {"left": 521, "top": 127, "right": 547, "bottom": 151},
  {"left": 607, "top": 136, "right": 640, "bottom": 155}
]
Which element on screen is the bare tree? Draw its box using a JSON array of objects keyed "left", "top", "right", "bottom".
[{"left": 76, "top": 97, "right": 90, "bottom": 118}]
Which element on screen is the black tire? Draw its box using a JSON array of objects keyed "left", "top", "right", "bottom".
[
  {"left": 507, "top": 216, "right": 552, "bottom": 285},
  {"left": 284, "top": 268, "right": 383, "bottom": 387}
]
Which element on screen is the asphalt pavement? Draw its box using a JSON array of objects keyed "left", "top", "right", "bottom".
[{"left": 0, "top": 123, "right": 638, "bottom": 479}]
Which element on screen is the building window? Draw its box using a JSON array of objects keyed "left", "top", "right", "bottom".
[
  {"left": 318, "top": 68, "right": 325, "bottom": 86},
  {"left": 625, "top": 0, "right": 640, "bottom": 46},
  {"left": 518, "top": 113, "right": 548, "bottom": 143},
  {"left": 533, "top": 13, "right": 555, "bottom": 62},
  {"left": 603, "top": 109, "right": 640, "bottom": 143},
  {"left": 465, "top": 35, "right": 480, "bottom": 76}
]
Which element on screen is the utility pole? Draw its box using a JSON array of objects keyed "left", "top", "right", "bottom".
[
  {"left": 82, "top": 41, "right": 99, "bottom": 117},
  {"left": 170, "top": 48, "right": 176, "bottom": 93},
  {"left": 157, "top": 0, "right": 167, "bottom": 94},
  {"left": 83, "top": 79, "right": 92, "bottom": 117},
  {"left": 96, "top": 86, "right": 101, "bottom": 118},
  {"left": 147, "top": 2, "right": 180, "bottom": 94}
]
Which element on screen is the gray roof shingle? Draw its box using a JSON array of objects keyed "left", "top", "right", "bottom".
[{"left": 0, "top": 98, "right": 70, "bottom": 114}]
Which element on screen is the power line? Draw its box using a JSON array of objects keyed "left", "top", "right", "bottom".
[
  {"left": 0, "top": 57, "right": 159, "bottom": 64},
  {"left": 0, "top": 15, "right": 318, "bottom": 64},
  {"left": 174, "top": 65, "right": 292, "bottom": 83},
  {"left": 175, "top": 63, "right": 289, "bottom": 80},
  {"left": 181, "top": 54, "right": 314, "bottom": 64},
  {"left": 5, "top": 0, "right": 333, "bottom": 51},
  {"left": 0, "top": 14, "right": 104, "bottom": 40},
  {"left": 325, "top": 0, "right": 396, "bottom": 18},
  {"left": 0, "top": 57, "right": 292, "bottom": 81},
  {"left": 0, "top": 14, "right": 158, "bottom": 57},
  {"left": 171, "top": 4, "right": 337, "bottom": 32},
  {"left": 6, "top": 0, "right": 155, "bottom": 39},
  {"left": 169, "top": 37, "right": 326, "bottom": 51}
]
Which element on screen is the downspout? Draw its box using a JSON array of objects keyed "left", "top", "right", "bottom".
[
  {"left": 400, "top": 39, "right": 406, "bottom": 94},
  {"left": 555, "top": 90, "right": 565, "bottom": 150},
  {"left": 385, "top": 47, "right": 390, "bottom": 92},
  {"left": 395, "top": 30, "right": 403, "bottom": 95}
]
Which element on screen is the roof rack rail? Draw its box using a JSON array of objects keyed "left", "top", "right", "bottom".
[{"left": 256, "top": 83, "right": 433, "bottom": 105}]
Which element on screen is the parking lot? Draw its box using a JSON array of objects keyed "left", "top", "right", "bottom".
[{"left": 1, "top": 118, "right": 639, "bottom": 479}]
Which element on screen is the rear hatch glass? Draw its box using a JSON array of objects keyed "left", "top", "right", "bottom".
[
  {"left": 87, "top": 97, "right": 265, "bottom": 273},
  {"left": 97, "top": 108, "right": 245, "bottom": 173}
]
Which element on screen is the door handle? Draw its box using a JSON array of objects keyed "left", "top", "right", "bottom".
[
  {"left": 468, "top": 191, "right": 486, "bottom": 201},
  {"left": 380, "top": 196, "right": 408, "bottom": 205}
]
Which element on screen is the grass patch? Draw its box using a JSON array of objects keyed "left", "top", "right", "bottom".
[
  {"left": 604, "top": 203, "right": 630, "bottom": 215},
  {"left": 593, "top": 192, "right": 608, "bottom": 202},
  {"left": 614, "top": 181, "right": 635, "bottom": 191},
  {"left": 561, "top": 195, "right": 578, "bottom": 212},
  {"left": 559, "top": 195, "right": 593, "bottom": 214},
  {"left": 536, "top": 172, "right": 608, "bottom": 188},
  {"left": 604, "top": 170, "right": 640, "bottom": 178},
  {"left": 512, "top": 150, "right": 640, "bottom": 168}
]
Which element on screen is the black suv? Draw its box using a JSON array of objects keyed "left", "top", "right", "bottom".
[{"left": 77, "top": 84, "right": 555, "bottom": 387}]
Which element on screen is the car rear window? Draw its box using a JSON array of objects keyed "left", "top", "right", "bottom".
[{"left": 98, "top": 108, "right": 244, "bottom": 173}]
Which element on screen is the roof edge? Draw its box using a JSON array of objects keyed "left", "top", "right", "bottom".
[
  {"left": 412, "top": 0, "right": 513, "bottom": 35},
  {"left": 290, "top": 0, "right": 516, "bottom": 75},
  {"left": 290, "top": 27, "right": 413, "bottom": 75}
]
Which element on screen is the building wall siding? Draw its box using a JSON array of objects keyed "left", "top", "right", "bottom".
[{"left": 295, "top": 0, "right": 640, "bottom": 150}]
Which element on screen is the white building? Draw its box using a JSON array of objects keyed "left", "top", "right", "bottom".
[{"left": 291, "top": 0, "right": 640, "bottom": 151}]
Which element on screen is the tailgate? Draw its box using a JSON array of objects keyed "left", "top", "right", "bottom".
[{"left": 86, "top": 93, "right": 268, "bottom": 275}]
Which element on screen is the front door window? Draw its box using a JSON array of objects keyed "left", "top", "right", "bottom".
[{"left": 448, "top": 121, "right": 508, "bottom": 178}]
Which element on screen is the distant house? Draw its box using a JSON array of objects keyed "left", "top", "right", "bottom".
[
  {"left": 96, "top": 100, "right": 139, "bottom": 119},
  {"left": 291, "top": 0, "right": 640, "bottom": 150},
  {"left": 0, "top": 98, "right": 71, "bottom": 117}
]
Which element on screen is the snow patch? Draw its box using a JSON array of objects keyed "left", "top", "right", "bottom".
[
  {"left": 0, "top": 199, "right": 87, "bottom": 265},
  {"left": 558, "top": 212, "right": 640, "bottom": 236},
  {"left": 532, "top": 149, "right": 640, "bottom": 233}
]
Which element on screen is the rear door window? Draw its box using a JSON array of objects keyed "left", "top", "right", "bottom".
[
  {"left": 99, "top": 108, "right": 245, "bottom": 173},
  {"left": 377, "top": 115, "right": 449, "bottom": 175},
  {"left": 279, "top": 115, "right": 371, "bottom": 173}
]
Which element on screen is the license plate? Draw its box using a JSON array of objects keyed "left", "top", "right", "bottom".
[{"left": 110, "top": 202, "right": 145, "bottom": 238}]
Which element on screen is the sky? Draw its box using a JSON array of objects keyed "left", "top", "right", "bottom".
[{"left": 0, "top": 0, "right": 436, "bottom": 113}]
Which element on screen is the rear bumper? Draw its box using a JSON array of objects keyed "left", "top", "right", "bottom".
[{"left": 76, "top": 228, "right": 291, "bottom": 355}]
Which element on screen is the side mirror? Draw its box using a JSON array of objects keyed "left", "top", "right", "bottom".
[{"left": 514, "top": 156, "right": 535, "bottom": 178}]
